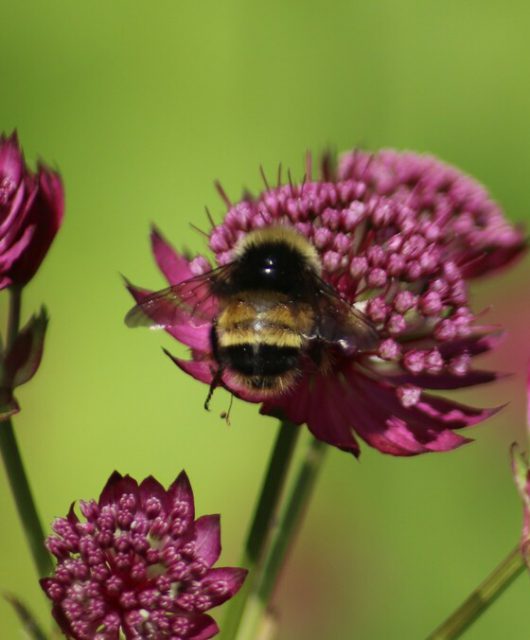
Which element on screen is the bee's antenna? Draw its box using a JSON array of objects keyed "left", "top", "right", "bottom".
[
  {"left": 214, "top": 180, "right": 232, "bottom": 208},
  {"left": 204, "top": 367, "right": 224, "bottom": 411},
  {"left": 305, "top": 150, "right": 313, "bottom": 182},
  {"left": 277, "top": 163, "right": 283, "bottom": 187},
  {"left": 259, "top": 165, "right": 270, "bottom": 191},
  {"left": 189, "top": 223, "right": 209, "bottom": 239},
  {"left": 204, "top": 206, "right": 216, "bottom": 229}
]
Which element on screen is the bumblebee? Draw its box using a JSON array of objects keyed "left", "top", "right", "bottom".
[{"left": 125, "top": 226, "right": 379, "bottom": 404}]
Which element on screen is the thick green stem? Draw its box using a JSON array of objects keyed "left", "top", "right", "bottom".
[
  {"left": 0, "top": 287, "right": 52, "bottom": 578},
  {"left": 239, "top": 437, "right": 326, "bottom": 639},
  {"left": 427, "top": 545, "right": 525, "bottom": 639},
  {"left": 258, "top": 437, "right": 326, "bottom": 602},
  {"left": 221, "top": 420, "right": 300, "bottom": 640}
]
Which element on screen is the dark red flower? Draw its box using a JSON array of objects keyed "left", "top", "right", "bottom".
[
  {"left": 41, "top": 472, "right": 247, "bottom": 640},
  {"left": 0, "top": 132, "right": 64, "bottom": 289},
  {"left": 126, "top": 150, "right": 525, "bottom": 457}
]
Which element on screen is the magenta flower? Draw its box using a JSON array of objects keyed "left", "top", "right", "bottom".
[
  {"left": 126, "top": 150, "right": 525, "bottom": 457},
  {"left": 41, "top": 472, "right": 247, "bottom": 640},
  {"left": 0, "top": 131, "right": 64, "bottom": 290}
]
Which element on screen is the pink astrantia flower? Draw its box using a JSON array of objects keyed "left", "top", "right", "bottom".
[
  {"left": 0, "top": 131, "right": 64, "bottom": 289},
  {"left": 126, "top": 150, "right": 525, "bottom": 457},
  {"left": 41, "top": 471, "right": 247, "bottom": 640}
]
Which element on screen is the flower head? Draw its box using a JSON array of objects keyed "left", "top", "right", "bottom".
[
  {"left": 41, "top": 471, "right": 247, "bottom": 640},
  {"left": 127, "top": 149, "right": 525, "bottom": 457},
  {"left": 0, "top": 131, "right": 64, "bottom": 289}
]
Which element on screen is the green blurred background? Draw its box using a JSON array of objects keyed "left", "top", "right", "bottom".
[{"left": 1, "top": 1, "right": 530, "bottom": 638}]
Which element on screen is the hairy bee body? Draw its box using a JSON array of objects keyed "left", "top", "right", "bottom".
[
  {"left": 126, "top": 225, "right": 379, "bottom": 404},
  {"left": 213, "top": 292, "right": 316, "bottom": 393},
  {"left": 209, "top": 228, "right": 322, "bottom": 393}
]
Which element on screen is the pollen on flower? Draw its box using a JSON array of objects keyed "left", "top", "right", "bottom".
[
  {"left": 128, "top": 148, "right": 525, "bottom": 457},
  {"left": 41, "top": 472, "right": 247, "bottom": 640}
]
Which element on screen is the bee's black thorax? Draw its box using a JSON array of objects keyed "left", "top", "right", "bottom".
[{"left": 213, "top": 241, "right": 315, "bottom": 297}]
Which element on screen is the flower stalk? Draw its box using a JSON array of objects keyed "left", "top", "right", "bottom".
[
  {"left": 427, "top": 545, "right": 525, "bottom": 639},
  {"left": 238, "top": 437, "right": 326, "bottom": 640},
  {"left": 221, "top": 419, "right": 300, "bottom": 640},
  {"left": 0, "top": 287, "right": 52, "bottom": 578}
]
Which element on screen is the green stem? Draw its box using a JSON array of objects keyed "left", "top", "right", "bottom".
[
  {"left": 426, "top": 545, "right": 525, "bottom": 639},
  {"left": 258, "top": 436, "right": 326, "bottom": 601},
  {"left": 221, "top": 419, "right": 300, "bottom": 640},
  {"left": 239, "top": 437, "right": 326, "bottom": 639},
  {"left": 0, "top": 287, "right": 52, "bottom": 578},
  {"left": 6, "top": 285, "right": 22, "bottom": 349}
]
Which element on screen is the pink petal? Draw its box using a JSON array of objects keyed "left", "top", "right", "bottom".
[
  {"left": 98, "top": 472, "right": 139, "bottom": 508},
  {"left": 0, "top": 131, "right": 24, "bottom": 184},
  {"left": 151, "top": 225, "right": 194, "bottom": 284},
  {"left": 165, "top": 351, "right": 215, "bottom": 385},
  {"left": 189, "top": 614, "right": 219, "bottom": 640},
  {"left": 138, "top": 476, "right": 168, "bottom": 511},
  {"left": 458, "top": 240, "right": 526, "bottom": 279},
  {"left": 0, "top": 224, "right": 36, "bottom": 269},
  {"left": 168, "top": 470, "right": 195, "bottom": 524},
  {"left": 126, "top": 281, "right": 211, "bottom": 351},
  {"left": 351, "top": 374, "right": 481, "bottom": 455},
  {"left": 261, "top": 374, "right": 360, "bottom": 455},
  {"left": 437, "top": 331, "right": 505, "bottom": 359},
  {"left": 198, "top": 567, "right": 248, "bottom": 606},
  {"left": 37, "top": 166, "right": 65, "bottom": 232},
  {"left": 386, "top": 369, "right": 502, "bottom": 390},
  {"left": 193, "top": 514, "right": 221, "bottom": 567}
]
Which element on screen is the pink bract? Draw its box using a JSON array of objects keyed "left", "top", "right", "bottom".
[
  {"left": 0, "top": 132, "right": 64, "bottom": 289},
  {"left": 127, "top": 149, "right": 525, "bottom": 457},
  {"left": 41, "top": 472, "right": 247, "bottom": 640}
]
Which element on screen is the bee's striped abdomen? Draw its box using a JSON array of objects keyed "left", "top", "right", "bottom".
[{"left": 213, "top": 298, "right": 313, "bottom": 392}]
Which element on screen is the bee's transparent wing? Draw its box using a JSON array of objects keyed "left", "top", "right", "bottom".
[
  {"left": 306, "top": 278, "right": 379, "bottom": 352},
  {"left": 125, "top": 263, "right": 235, "bottom": 329}
]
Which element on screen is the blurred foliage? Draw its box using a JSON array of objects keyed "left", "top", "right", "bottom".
[{"left": 1, "top": 1, "right": 529, "bottom": 638}]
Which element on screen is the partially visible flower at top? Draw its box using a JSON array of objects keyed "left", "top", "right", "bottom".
[
  {"left": 126, "top": 149, "right": 525, "bottom": 457},
  {"left": 0, "top": 131, "right": 64, "bottom": 290},
  {"left": 0, "top": 307, "right": 48, "bottom": 421},
  {"left": 41, "top": 471, "right": 247, "bottom": 640}
]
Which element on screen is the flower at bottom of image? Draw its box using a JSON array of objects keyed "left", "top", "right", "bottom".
[{"left": 41, "top": 471, "right": 247, "bottom": 640}]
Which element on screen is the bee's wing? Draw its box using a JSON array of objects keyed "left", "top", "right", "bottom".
[
  {"left": 306, "top": 278, "right": 379, "bottom": 353},
  {"left": 125, "top": 263, "right": 235, "bottom": 329}
]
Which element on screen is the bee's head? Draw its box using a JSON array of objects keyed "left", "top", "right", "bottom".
[{"left": 233, "top": 226, "right": 321, "bottom": 293}]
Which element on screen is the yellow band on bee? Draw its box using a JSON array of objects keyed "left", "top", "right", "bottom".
[{"left": 218, "top": 330, "right": 302, "bottom": 348}]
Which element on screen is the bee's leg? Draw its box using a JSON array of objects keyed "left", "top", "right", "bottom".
[
  {"left": 204, "top": 366, "right": 224, "bottom": 411},
  {"left": 220, "top": 393, "right": 235, "bottom": 425}
]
